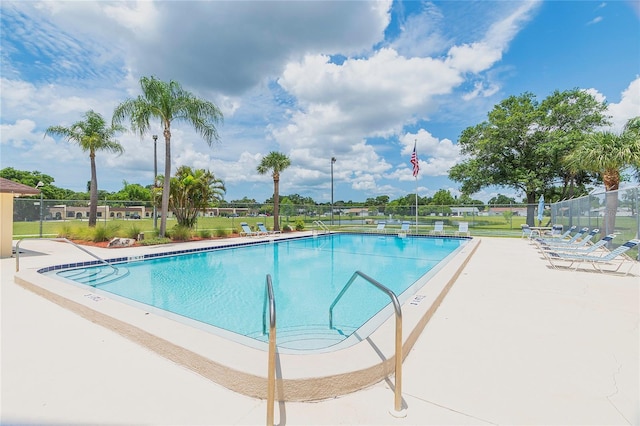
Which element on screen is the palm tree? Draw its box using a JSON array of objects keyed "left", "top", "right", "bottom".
[
  {"left": 257, "top": 152, "right": 291, "bottom": 232},
  {"left": 112, "top": 76, "right": 223, "bottom": 237},
  {"left": 45, "top": 110, "right": 124, "bottom": 227},
  {"left": 564, "top": 116, "right": 640, "bottom": 234},
  {"left": 168, "top": 166, "right": 226, "bottom": 228},
  {"left": 623, "top": 116, "right": 640, "bottom": 181}
]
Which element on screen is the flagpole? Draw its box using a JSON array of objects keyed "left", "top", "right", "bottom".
[
  {"left": 415, "top": 176, "right": 418, "bottom": 233},
  {"left": 411, "top": 138, "right": 419, "bottom": 234}
]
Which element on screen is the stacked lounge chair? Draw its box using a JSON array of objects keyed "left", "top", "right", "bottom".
[
  {"left": 533, "top": 225, "right": 577, "bottom": 244},
  {"left": 541, "top": 234, "right": 615, "bottom": 257},
  {"left": 536, "top": 228, "right": 596, "bottom": 250},
  {"left": 545, "top": 239, "right": 639, "bottom": 275}
]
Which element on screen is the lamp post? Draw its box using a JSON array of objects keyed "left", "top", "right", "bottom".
[
  {"left": 331, "top": 157, "right": 336, "bottom": 226},
  {"left": 36, "top": 181, "right": 44, "bottom": 237},
  {"left": 153, "top": 134, "right": 158, "bottom": 230}
]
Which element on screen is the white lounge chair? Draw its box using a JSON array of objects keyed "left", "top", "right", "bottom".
[
  {"left": 522, "top": 224, "right": 537, "bottom": 239},
  {"left": 535, "top": 227, "right": 591, "bottom": 248},
  {"left": 534, "top": 225, "right": 577, "bottom": 244},
  {"left": 546, "top": 238, "right": 639, "bottom": 275},
  {"left": 549, "top": 224, "right": 564, "bottom": 237},
  {"left": 398, "top": 221, "right": 411, "bottom": 237},
  {"left": 455, "top": 222, "right": 470, "bottom": 237},
  {"left": 542, "top": 234, "right": 615, "bottom": 256},
  {"left": 257, "top": 222, "right": 280, "bottom": 235},
  {"left": 240, "top": 222, "right": 265, "bottom": 237},
  {"left": 375, "top": 221, "right": 386, "bottom": 233},
  {"left": 430, "top": 221, "right": 444, "bottom": 236}
]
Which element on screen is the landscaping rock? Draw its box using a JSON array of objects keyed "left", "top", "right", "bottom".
[{"left": 107, "top": 237, "right": 136, "bottom": 248}]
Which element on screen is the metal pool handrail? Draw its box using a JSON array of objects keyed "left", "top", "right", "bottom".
[
  {"left": 312, "top": 220, "right": 330, "bottom": 234},
  {"left": 263, "top": 274, "right": 277, "bottom": 426},
  {"left": 15, "top": 237, "right": 118, "bottom": 273},
  {"left": 329, "top": 270, "right": 404, "bottom": 414}
]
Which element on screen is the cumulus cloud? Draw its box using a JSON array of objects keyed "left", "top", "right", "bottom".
[
  {"left": 606, "top": 77, "right": 640, "bottom": 132},
  {"left": 445, "top": 1, "right": 540, "bottom": 74},
  {"left": 0, "top": 119, "right": 37, "bottom": 148}
]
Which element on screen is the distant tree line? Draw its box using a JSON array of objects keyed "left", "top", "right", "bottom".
[{"left": 3, "top": 166, "right": 530, "bottom": 213}]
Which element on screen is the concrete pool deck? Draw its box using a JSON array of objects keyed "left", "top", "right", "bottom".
[{"left": 2, "top": 235, "right": 638, "bottom": 425}]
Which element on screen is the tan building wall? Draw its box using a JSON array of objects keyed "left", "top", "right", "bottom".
[{"left": 0, "top": 192, "right": 14, "bottom": 258}]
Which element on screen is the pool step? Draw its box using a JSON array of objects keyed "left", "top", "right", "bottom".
[
  {"left": 248, "top": 324, "right": 358, "bottom": 350},
  {"left": 57, "top": 266, "right": 129, "bottom": 286}
]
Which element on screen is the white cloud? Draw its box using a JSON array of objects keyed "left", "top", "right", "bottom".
[
  {"left": 390, "top": 2, "right": 451, "bottom": 57},
  {"left": 399, "top": 129, "right": 461, "bottom": 172},
  {"left": 462, "top": 81, "right": 500, "bottom": 101},
  {"left": 587, "top": 16, "right": 604, "bottom": 25},
  {"left": 445, "top": 1, "right": 540, "bottom": 74},
  {"left": 0, "top": 119, "right": 36, "bottom": 148},
  {"left": 606, "top": 77, "right": 640, "bottom": 132}
]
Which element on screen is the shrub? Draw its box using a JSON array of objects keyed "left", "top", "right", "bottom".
[
  {"left": 139, "top": 237, "right": 171, "bottom": 246},
  {"left": 145, "top": 230, "right": 159, "bottom": 239},
  {"left": 57, "top": 224, "right": 90, "bottom": 240},
  {"left": 92, "top": 223, "right": 120, "bottom": 242},
  {"left": 57, "top": 224, "right": 75, "bottom": 238},
  {"left": 294, "top": 219, "right": 305, "bottom": 231},
  {"left": 198, "top": 229, "right": 212, "bottom": 238},
  {"left": 214, "top": 227, "right": 228, "bottom": 237},
  {"left": 170, "top": 225, "right": 192, "bottom": 241},
  {"left": 125, "top": 224, "right": 142, "bottom": 239},
  {"left": 282, "top": 224, "right": 293, "bottom": 232}
]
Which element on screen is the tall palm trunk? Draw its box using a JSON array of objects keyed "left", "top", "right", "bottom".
[
  {"left": 160, "top": 126, "right": 171, "bottom": 237},
  {"left": 273, "top": 172, "right": 280, "bottom": 232},
  {"left": 603, "top": 168, "right": 620, "bottom": 236},
  {"left": 89, "top": 150, "right": 98, "bottom": 227}
]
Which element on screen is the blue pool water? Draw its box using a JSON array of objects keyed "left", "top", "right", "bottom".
[{"left": 48, "top": 234, "right": 468, "bottom": 351}]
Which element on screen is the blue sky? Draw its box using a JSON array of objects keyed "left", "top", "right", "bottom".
[{"left": 1, "top": 1, "right": 639, "bottom": 203}]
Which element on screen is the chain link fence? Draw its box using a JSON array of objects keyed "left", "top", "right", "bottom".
[
  {"left": 14, "top": 186, "right": 639, "bottom": 257},
  {"left": 12, "top": 198, "right": 536, "bottom": 237},
  {"left": 551, "top": 186, "right": 639, "bottom": 259}
]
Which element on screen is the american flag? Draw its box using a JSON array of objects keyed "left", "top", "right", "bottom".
[{"left": 411, "top": 141, "right": 419, "bottom": 177}]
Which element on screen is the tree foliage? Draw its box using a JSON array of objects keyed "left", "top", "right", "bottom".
[
  {"left": 167, "top": 166, "right": 225, "bottom": 228},
  {"left": 487, "top": 194, "right": 517, "bottom": 205},
  {"left": 112, "top": 180, "right": 151, "bottom": 202},
  {"left": 431, "top": 189, "right": 455, "bottom": 205},
  {"left": 45, "top": 110, "right": 124, "bottom": 226},
  {"left": 449, "top": 89, "right": 608, "bottom": 225},
  {"left": 113, "top": 76, "right": 223, "bottom": 237},
  {"left": 564, "top": 116, "right": 640, "bottom": 234}
]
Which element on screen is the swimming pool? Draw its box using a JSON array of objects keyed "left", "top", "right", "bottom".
[{"left": 45, "top": 233, "right": 468, "bottom": 352}]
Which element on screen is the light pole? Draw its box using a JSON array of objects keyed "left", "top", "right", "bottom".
[
  {"left": 153, "top": 134, "right": 158, "bottom": 230},
  {"left": 331, "top": 157, "right": 336, "bottom": 226},
  {"left": 36, "top": 181, "right": 44, "bottom": 237}
]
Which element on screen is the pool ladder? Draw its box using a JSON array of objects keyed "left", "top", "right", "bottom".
[
  {"left": 312, "top": 220, "right": 330, "bottom": 234},
  {"left": 329, "top": 271, "right": 405, "bottom": 416},
  {"left": 263, "top": 274, "right": 277, "bottom": 426}
]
